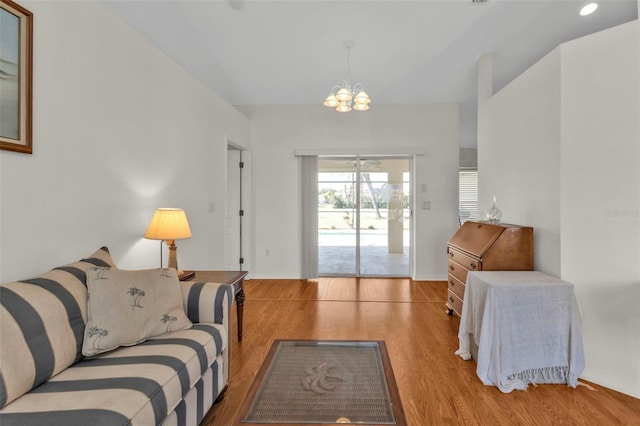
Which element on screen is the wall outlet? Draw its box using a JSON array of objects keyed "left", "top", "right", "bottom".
[
  {"left": 208, "top": 202, "right": 215, "bottom": 212},
  {"left": 422, "top": 200, "right": 431, "bottom": 210}
]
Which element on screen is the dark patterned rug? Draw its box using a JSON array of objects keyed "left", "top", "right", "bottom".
[{"left": 236, "top": 340, "right": 406, "bottom": 425}]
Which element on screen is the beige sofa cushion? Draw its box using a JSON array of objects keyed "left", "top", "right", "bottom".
[{"left": 0, "top": 247, "right": 117, "bottom": 408}]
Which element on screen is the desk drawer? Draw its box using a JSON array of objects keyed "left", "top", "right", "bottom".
[
  {"left": 447, "top": 247, "right": 480, "bottom": 272},
  {"left": 448, "top": 259, "right": 470, "bottom": 283},
  {"left": 448, "top": 274, "right": 466, "bottom": 300},
  {"left": 447, "top": 290, "right": 463, "bottom": 316}
]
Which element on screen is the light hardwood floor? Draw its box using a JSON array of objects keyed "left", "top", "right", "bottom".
[{"left": 202, "top": 278, "right": 640, "bottom": 425}]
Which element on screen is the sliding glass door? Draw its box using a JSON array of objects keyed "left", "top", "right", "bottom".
[{"left": 318, "top": 157, "right": 411, "bottom": 277}]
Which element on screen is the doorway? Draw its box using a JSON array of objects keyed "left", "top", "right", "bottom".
[
  {"left": 317, "top": 157, "right": 411, "bottom": 276},
  {"left": 226, "top": 145, "right": 244, "bottom": 271}
]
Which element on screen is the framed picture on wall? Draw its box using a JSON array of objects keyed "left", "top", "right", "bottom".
[{"left": 0, "top": 0, "right": 33, "bottom": 154}]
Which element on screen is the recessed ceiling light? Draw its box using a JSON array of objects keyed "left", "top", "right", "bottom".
[
  {"left": 228, "top": 0, "right": 245, "bottom": 11},
  {"left": 580, "top": 3, "right": 598, "bottom": 16}
]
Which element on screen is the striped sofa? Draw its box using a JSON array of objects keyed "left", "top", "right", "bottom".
[{"left": 0, "top": 247, "right": 233, "bottom": 425}]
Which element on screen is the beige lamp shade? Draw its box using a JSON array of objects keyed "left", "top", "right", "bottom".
[{"left": 145, "top": 208, "right": 192, "bottom": 241}]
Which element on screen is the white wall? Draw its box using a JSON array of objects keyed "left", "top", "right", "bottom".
[
  {"left": 243, "top": 104, "right": 460, "bottom": 280},
  {"left": 559, "top": 21, "right": 639, "bottom": 397},
  {"left": 0, "top": 1, "right": 249, "bottom": 282},
  {"left": 479, "top": 21, "right": 639, "bottom": 397},
  {"left": 478, "top": 48, "right": 562, "bottom": 276}
]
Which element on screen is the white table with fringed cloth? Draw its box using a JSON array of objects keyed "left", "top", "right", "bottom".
[{"left": 455, "top": 271, "right": 585, "bottom": 393}]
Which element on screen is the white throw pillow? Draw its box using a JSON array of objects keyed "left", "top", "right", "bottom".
[{"left": 82, "top": 268, "right": 192, "bottom": 356}]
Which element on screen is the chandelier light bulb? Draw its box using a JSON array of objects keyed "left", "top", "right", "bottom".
[
  {"left": 336, "top": 102, "right": 352, "bottom": 112},
  {"left": 353, "top": 103, "right": 369, "bottom": 111},
  {"left": 354, "top": 91, "right": 371, "bottom": 104},
  {"left": 335, "top": 88, "right": 353, "bottom": 102},
  {"left": 324, "top": 94, "right": 339, "bottom": 107}
]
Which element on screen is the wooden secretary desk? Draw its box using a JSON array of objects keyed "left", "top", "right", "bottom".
[{"left": 446, "top": 221, "right": 534, "bottom": 316}]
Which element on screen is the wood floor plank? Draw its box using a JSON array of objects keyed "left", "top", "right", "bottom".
[{"left": 202, "top": 278, "right": 640, "bottom": 425}]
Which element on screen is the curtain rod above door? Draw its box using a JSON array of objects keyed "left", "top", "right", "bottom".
[{"left": 294, "top": 148, "right": 426, "bottom": 157}]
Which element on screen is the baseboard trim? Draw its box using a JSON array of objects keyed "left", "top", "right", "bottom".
[{"left": 581, "top": 369, "right": 640, "bottom": 399}]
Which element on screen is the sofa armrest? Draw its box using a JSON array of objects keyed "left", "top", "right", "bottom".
[
  {"left": 180, "top": 281, "right": 234, "bottom": 388},
  {"left": 180, "top": 281, "right": 234, "bottom": 325}
]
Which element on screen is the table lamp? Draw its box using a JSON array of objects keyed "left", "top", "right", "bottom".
[{"left": 144, "top": 208, "right": 192, "bottom": 275}]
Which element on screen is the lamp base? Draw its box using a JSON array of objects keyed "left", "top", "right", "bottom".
[{"left": 167, "top": 240, "right": 179, "bottom": 270}]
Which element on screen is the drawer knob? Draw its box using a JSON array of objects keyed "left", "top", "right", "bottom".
[
  {"left": 449, "top": 252, "right": 454, "bottom": 258},
  {"left": 449, "top": 296, "right": 454, "bottom": 303},
  {"left": 471, "top": 263, "right": 477, "bottom": 270},
  {"left": 449, "top": 265, "right": 454, "bottom": 271},
  {"left": 449, "top": 280, "right": 455, "bottom": 287}
]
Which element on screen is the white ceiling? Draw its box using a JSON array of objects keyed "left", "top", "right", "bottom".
[{"left": 102, "top": 0, "right": 637, "bottom": 148}]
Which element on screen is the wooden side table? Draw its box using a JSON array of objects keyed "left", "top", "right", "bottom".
[{"left": 184, "top": 270, "right": 248, "bottom": 342}]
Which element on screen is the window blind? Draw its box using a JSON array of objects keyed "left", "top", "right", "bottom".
[{"left": 459, "top": 170, "right": 479, "bottom": 224}]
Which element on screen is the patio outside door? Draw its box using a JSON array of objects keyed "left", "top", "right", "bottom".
[{"left": 318, "top": 157, "right": 411, "bottom": 276}]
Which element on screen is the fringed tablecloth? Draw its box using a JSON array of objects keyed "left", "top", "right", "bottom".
[{"left": 456, "top": 271, "right": 585, "bottom": 393}]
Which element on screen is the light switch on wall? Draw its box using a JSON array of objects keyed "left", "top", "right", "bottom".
[
  {"left": 422, "top": 200, "right": 431, "bottom": 210},
  {"left": 208, "top": 202, "right": 215, "bottom": 212}
]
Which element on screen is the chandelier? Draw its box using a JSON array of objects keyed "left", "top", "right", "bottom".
[{"left": 323, "top": 41, "right": 371, "bottom": 112}]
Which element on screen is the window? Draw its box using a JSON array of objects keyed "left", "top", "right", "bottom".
[{"left": 459, "top": 170, "right": 478, "bottom": 225}]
